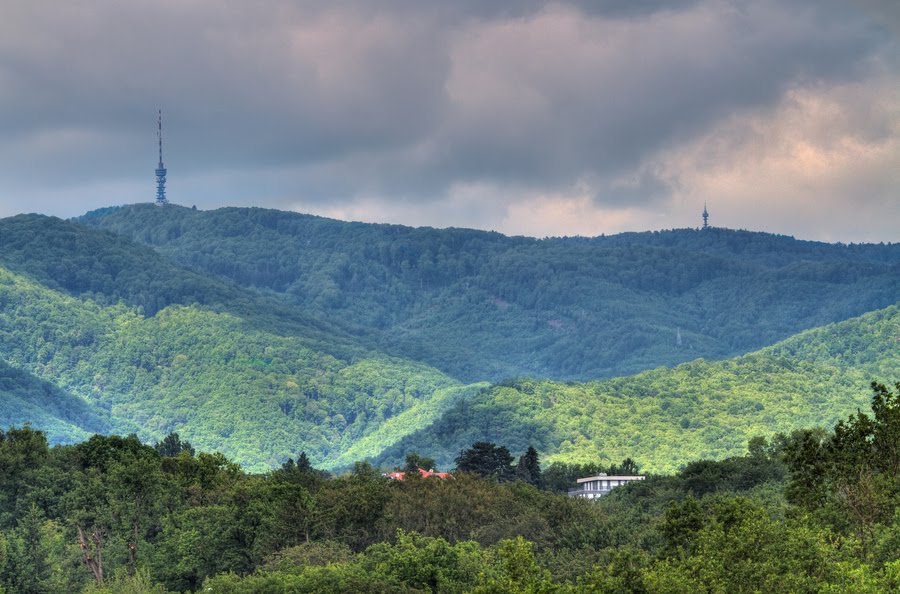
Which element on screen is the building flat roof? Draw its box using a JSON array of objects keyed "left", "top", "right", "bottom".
[{"left": 576, "top": 475, "right": 645, "bottom": 483}]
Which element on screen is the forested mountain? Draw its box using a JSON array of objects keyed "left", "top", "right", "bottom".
[
  {"left": 80, "top": 204, "right": 900, "bottom": 381},
  {"left": 0, "top": 216, "right": 495, "bottom": 470},
  {"left": 0, "top": 208, "right": 896, "bottom": 474},
  {"left": 0, "top": 259, "right": 477, "bottom": 471},
  {"left": 0, "top": 214, "right": 369, "bottom": 357},
  {"left": 372, "top": 304, "right": 900, "bottom": 473}
]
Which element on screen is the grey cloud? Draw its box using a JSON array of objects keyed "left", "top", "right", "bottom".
[{"left": 0, "top": 0, "right": 896, "bottom": 240}]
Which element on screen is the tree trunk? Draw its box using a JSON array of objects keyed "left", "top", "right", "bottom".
[{"left": 75, "top": 524, "right": 104, "bottom": 583}]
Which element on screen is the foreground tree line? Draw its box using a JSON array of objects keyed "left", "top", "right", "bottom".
[{"left": 0, "top": 382, "right": 897, "bottom": 593}]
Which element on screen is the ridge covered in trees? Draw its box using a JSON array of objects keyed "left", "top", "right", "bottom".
[
  {"left": 79, "top": 204, "right": 900, "bottom": 382},
  {"left": 0, "top": 236, "right": 896, "bottom": 471},
  {"left": 0, "top": 262, "right": 469, "bottom": 471}
]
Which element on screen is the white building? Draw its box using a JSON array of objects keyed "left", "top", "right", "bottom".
[{"left": 568, "top": 473, "right": 645, "bottom": 499}]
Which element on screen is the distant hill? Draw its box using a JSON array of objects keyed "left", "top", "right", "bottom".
[
  {"left": 0, "top": 213, "right": 370, "bottom": 358},
  {"left": 0, "top": 208, "right": 897, "bottom": 472},
  {"left": 371, "top": 304, "right": 900, "bottom": 473},
  {"left": 80, "top": 204, "right": 900, "bottom": 382},
  {"left": 0, "top": 217, "right": 476, "bottom": 471}
]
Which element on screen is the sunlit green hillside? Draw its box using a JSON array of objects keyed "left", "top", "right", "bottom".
[
  {"left": 374, "top": 304, "right": 900, "bottom": 473},
  {"left": 0, "top": 264, "right": 467, "bottom": 471}
]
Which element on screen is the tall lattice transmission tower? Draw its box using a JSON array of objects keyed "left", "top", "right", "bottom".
[
  {"left": 702, "top": 203, "right": 709, "bottom": 229},
  {"left": 155, "top": 110, "right": 168, "bottom": 206}
]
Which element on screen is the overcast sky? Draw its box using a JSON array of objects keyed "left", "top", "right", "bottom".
[{"left": 0, "top": 0, "right": 897, "bottom": 242}]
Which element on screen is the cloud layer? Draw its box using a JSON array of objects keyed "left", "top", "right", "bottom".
[{"left": 0, "top": 0, "right": 896, "bottom": 241}]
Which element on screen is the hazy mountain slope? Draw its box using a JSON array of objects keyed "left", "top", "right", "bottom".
[
  {"left": 0, "top": 358, "right": 113, "bottom": 443},
  {"left": 0, "top": 264, "right": 467, "bottom": 471},
  {"left": 372, "top": 304, "right": 900, "bottom": 473},
  {"left": 0, "top": 214, "right": 372, "bottom": 361},
  {"left": 80, "top": 204, "right": 900, "bottom": 382}
]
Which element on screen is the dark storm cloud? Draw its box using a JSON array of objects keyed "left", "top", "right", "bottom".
[{"left": 0, "top": 0, "right": 896, "bottom": 241}]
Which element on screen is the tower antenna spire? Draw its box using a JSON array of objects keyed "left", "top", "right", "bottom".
[
  {"left": 702, "top": 202, "right": 709, "bottom": 230},
  {"left": 155, "top": 109, "right": 168, "bottom": 206}
]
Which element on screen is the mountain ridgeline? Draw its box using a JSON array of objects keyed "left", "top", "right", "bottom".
[
  {"left": 0, "top": 215, "right": 477, "bottom": 471},
  {"left": 80, "top": 204, "right": 899, "bottom": 382},
  {"left": 0, "top": 205, "right": 896, "bottom": 472}
]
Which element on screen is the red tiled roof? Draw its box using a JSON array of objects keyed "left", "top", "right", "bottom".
[{"left": 384, "top": 468, "right": 452, "bottom": 481}]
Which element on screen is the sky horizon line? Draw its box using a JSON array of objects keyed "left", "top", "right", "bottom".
[
  {"left": 22, "top": 199, "right": 884, "bottom": 246},
  {"left": 1, "top": 1, "right": 897, "bottom": 244}
]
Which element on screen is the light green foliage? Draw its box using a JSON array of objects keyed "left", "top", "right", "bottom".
[
  {"left": 359, "top": 531, "right": 484, "bottom": 593},
  {"left": 0, "top": 264, "right": 464, "bottom": 470},
  {"left": 645, "top": 497, "right": 871, "bottom": 594},
  {"left": 260, "top": 540, "right": 353, "bottom": 573},
  {"left": 472, "top": 537, "right": 561, "bottom": 593},
  {"left": 80, "top": 568, "right": 166, "bottom": 594},
  {"left": 377, "top": 305, "right": 900, "bottom": 472}
]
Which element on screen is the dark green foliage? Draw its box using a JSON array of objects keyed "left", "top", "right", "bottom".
[
  {"left": 403, "top": 452, "right": 437, "bottom": 473},
  {"left": 784, "top": 381, "right": 900, "bottom": 549},
  {"left": 455, "top": 442, "right": 515, "bottom": 481},
  {"left": 0, "top": 359, "right": 111, "bottom": 444},
  {"left": 0, "top": 425, "right": 51, "bottom": 529},
  {"left": 0, "top": 413, "right": 896, "bottom": 593},
  {"left": 80, "top": 204, "right": 900, "bottom": 382},
  {"left": 153, "top": 432, "right": 194, "bottom": 457},
  {"left": 516, "top": 446, "right": 541, "bottom": 486},
  {"left": 1, "top": 505, "right": 52, "bottom": 594}
]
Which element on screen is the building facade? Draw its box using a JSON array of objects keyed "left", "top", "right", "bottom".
[{"left": 568, "top": 474, "right": 645, "bottom": 499}]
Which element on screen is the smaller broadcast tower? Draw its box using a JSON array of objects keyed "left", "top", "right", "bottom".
[
  {"left": 702, "top": 203, "right": 709, "bottom": 229},
  {"left": 155, "top": 110, "right": 168, "bottom": 206}
]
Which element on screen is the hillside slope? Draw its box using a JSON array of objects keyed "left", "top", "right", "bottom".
[
  {"left": 0, "top": 254, "right": 469, "bottom": 471},
  {"left": 372, "top": 304, "right": 900, "bottom": 473},
  {"left": 0, "top": 358, "right": 113, "bottom": 443},
  {"left": 0, "top": 213, "right": 373, "bottom": 359},
  {"left": 80, "top": 204, "right": 900, "bottom": 382}
]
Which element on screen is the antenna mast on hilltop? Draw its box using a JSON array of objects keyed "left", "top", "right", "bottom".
[
  {"left": 702, "top": 203, "right": 709, "bottom": 230},
  {"left": 155, "top": 110, "right": 168, "bottom": 206}
]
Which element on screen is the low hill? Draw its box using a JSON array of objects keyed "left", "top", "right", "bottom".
[
  {"left": 80, "top": 204, "right": 900, "bottom": 382},
  {"left": 372, "top": 304, "right": 900, "bottom": 473}
]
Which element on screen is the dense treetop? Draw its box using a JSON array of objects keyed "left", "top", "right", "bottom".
[{"left": 0, "top": 382, "right": 897, "bottom": 592}]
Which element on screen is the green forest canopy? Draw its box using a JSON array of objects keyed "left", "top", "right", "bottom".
[
  {"left": 0, "top": 381, "right": 897, "bottom": 592},
  {"left": 372, "top": 304, "right": 900, "bottom": 473},
  {"left": 80, "top": 204, "right": 900, "bottom": 382},
  {"left": 0, "top": 208, "right": 896, "bottom": 473}
]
